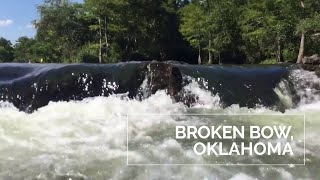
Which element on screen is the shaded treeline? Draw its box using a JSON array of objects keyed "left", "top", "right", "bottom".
[{"left": 0, "top": 0, "right": 320, "bottom": 64}]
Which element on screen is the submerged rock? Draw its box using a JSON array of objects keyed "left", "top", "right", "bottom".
[
  {"left": 144, "top": 62, "right": 196, "bottom": 107},
  {"left": 146, "top": 62, "right": 182, "bottom": 96},
  {"left": 300, "top": 64, "right": 320, "bottom": 77},
  {"left": 302, "top": 54, "right": 320, "bottom": 65}
]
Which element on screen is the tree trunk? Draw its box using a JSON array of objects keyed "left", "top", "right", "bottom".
[
  {"left": 296, "top": 32, "right": 305, "bottom": 63},
  {"left": 206, "top": 1, "right": 212, "bottom": 64},
  {"left": 104, "top": 16, "right": 108, "bottom": 62},
  {"left": 98, "top": 18, "right": 102, "bottom": 63},
  {"left": 300, "top": 0, "right": 305, "bottom": 8},
  {"left": 208, "top": 39, "right": 212, "bottom": 64},
  {"left": 198, "top": 44, "right": 201, "bottom": 64},
  {"left": 296, "top": 0, "right": 305, "bottom": 64},
  {"left": 276, "top": 37, "right": 281, "bottom": 63}
]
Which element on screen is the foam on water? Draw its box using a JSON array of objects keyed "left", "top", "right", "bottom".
[
  {"left": 290, "top": 69, "right": 320, "bottom": 105},
  {"left": 0, "top": 70, "right": 319, "bottom": 179}
]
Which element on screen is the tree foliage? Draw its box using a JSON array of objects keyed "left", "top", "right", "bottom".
[
  {"left": 1, "top": 0, "right": 320, "bottom": 64},
  {"left": 179, "top": 0, "right": 320, "bottom": 64},
  {"left": 0, "top": 38, "right": 14, "bottom": 62}
]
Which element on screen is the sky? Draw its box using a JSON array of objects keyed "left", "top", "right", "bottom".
[{"left": 0, "top": 0, "right": 83, "bottom": 44}]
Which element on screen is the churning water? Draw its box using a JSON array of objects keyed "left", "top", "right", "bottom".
[{"left": 0, "top": 64, "right": 319, "bottom": 180}]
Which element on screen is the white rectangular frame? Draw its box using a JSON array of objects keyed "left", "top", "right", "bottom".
[{"left": 126, "top": 114, "right": 306, "bottom": 166}]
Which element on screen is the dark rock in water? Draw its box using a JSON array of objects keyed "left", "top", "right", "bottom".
[
  {"left": 300, "top": 64, "right": 320, "bottom": 77},
  {"left": 146, "top": 62, "right": 182, "bottom": 96},
  {"left": 302, "top": 54, "right": 320, "bottom": 65},
  {"left": 300, "top": 64, "right": 319, "bottom": 71},
  {"left": 317, "top": 70, "right": 320, "bottom": 77},
  {"left": 144, "top": 62, "right": 197, "bottom": 106}
]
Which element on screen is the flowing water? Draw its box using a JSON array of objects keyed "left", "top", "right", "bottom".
[{"left": 0, "top": 63, "right": 319, "bottom": 180}]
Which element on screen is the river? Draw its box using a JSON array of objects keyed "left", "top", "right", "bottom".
[{"left": 0, "top": 63, "right": 319, "bottom": 179}]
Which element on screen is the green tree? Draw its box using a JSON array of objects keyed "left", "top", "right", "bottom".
[
  {"left": 180, "top": 0, "right": 242, "bottom": 64},
  {"left": 296, "top": 0, "right": 320, "bottom": 63},
  {"left": 0, "top": 37, "right": 14, "bottom": 62},
  {"left": 13, "top": 37, "right": 36, "bottom": 62},
  {"left": 14, "top": 0, "right": 320, "bottom": 64},
  {"left": 35, "top": 0, "right": 93, "bottom": 63},
  {"left": 179, "top": 2, "right": 206, "bottom": 64},
  {"left": 84, "top": 0, "right": 127, "bottom": 63},
  {"left": 206, "top": 0, "right": 242, "bottom": 64}
]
